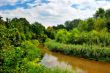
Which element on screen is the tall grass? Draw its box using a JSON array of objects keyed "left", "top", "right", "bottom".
[{"left": 45, "top": 39, "right": 110, "bottom": 62}]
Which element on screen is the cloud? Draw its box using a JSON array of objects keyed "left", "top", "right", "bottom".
[
  {"left": 0, "top": 0, "right": 19, "bottom": 6},
  {"left": 0, "top": 0, "right": 110, "bottom": 27}
]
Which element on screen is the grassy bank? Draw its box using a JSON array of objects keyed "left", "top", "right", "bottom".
[{"left": 45, "top": 39, "right": 110, "bottom": 62}]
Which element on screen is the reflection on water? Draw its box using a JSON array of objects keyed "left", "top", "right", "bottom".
[
  {"left": 40, "top": 46, "right": 110, "bottom": 73},
  {"left": 41, "top": 53, "right": 86, "bottom": 73},
  {"left": 41, "top": 53, "right": 58, "bottom": 68},
  {"left": 41, "top": 53, "right": 72, "bottom": 69}
]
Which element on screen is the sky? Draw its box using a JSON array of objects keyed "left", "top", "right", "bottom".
[{"left": 0, "top": 0, "right": 110, "bottom": 27}]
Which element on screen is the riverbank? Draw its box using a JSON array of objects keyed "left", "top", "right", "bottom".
[
  {"left": 45, "top": 39, "right": 110, "bottom": 62},
  {"left": 39, "top": 45, "right": 110, "bottom": 73}
]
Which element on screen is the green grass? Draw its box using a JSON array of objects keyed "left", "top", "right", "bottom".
[{"left": 45, "top": 39, "right": 110, "bottom": 62}]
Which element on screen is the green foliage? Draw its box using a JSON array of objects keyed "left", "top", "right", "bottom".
[
  {"left": 45, "top": 39, "right": 110, "bottom": 62},
  {"left": 21, "top": 40, "right": 40, "bottom": 61},
  {"left": 65, "top": 21, "right": 71, "bottom": 30},
  {"left": 31, "top": 22, "right": 47, "bottom": 42},
  {"left": 64, "top": 19, "right": 81, "bottom": 30},
  {"left": 78, "top": 20, "right": 88, "bottom": 31},
  {"left": 94, "top": 8, "right": 105, "bottom": 18},
  {"left": 86, "top": 18, "right": 94, "bottom": 31},
  {"left": 70, "top": 28, "right": 80, "bottom": 43},
  {"left": 46, "top": 27, "right": 56, "bottom": 39},
  {"left": 105, "top": 9, "right": 110, "bottom": 20},
  {"left": 94, "top": 18, "right": 106, "bottom": 31},
  {"left": 55, "top": 29, "right": 70, "bottom": 43},
  {"left": 50, "top": 8, "right": 110, "bottom": 48},
  {"left": 106, "top": 21, "right": 110, "bottom": 32},
  {"left": 31, "top": 22, "right": 45, "bottom": 35},
  {"left": 1, "top": 40, "right": 41, "bottom": 73},
  {"left": 56, "top": 24, "right": 65, "bottom": 29},
  {"left": 10, "top": 18, "right": 30, "bottom": 33},
  {"left": 1, "top": 7, "right": 110, "bottom": 73}
]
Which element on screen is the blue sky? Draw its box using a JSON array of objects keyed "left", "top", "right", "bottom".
[{"left": 0, "top": 0, "right": 110, "bottom": 27}]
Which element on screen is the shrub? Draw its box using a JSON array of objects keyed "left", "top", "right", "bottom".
[
  {"left": 55, "top": 29, "right": 70, "bottom": 43},
  {"left": 21, "top": 40, "right": 41, "bottom": 61}
]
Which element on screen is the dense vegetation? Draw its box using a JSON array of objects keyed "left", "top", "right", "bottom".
[
  {"left": 0, "top": 8, "right": 110, "bottom": 73},
  {"left": 45, "top": 39, "right": 110, "bottom": 61},
  {"left": 0, "top": 16, "right": 72, "bottom": 72},
  {"left": 45, "top": 8, "right": 110, "bottom": 61}
]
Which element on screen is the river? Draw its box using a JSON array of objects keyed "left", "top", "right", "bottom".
[{"left": 39, "top": 46, "right": 110, "bottom": 73}]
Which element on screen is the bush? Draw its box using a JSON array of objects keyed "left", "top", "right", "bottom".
[
  {"left": 55, "top": 29, "right": 70, "bottom": 43},
  {"left": 2, "top": 40, "right": 41, "bottom": 73},
  {"left": 21, "top": 40, "right": 41, "bottom": 61}
]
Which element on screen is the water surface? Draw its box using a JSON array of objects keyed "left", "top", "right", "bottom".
[{"left": 40, "top": 46, "right": 110, "bottom": 73}]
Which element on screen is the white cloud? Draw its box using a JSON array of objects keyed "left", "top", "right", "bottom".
[
  {"left": 0, "top": 0, "right": 18, "bottom": 6},
  {"left": 0, "top": 0, "right": 29, "bottom": 6},
  {"left": 0, "top": 0, "right": 110, "bottom": 27}
]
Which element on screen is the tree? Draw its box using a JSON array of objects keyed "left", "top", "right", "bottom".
[
  {"left": 87, "top": 18, "right": 94, "bottom": 31},
  {"left": 105, "top": 9, "right": 110, "bottom": 20},
  {"left": 0, "top": 16, "right": 3, "bottom": 20},
  {"left": 106, "top": 21, "right": 110, "bottom": 32},
  {"left": 0, "top": 16, "right": 5, "bottom": 26},
  {"left": 10, "top": 18, "right": 30, "bottom": 33},
  {"left": 31, "top": 22, "right": 45, "bottom": 35},
  {"left": 55, "top": 29, "right": 70, "bottom": 43},
  {"left": 31, "top": 22, "right": 47, "bottom": 42},
  {"left": 56, "top": 24, "right": 65, "bottom": 29},
  {"left": 64, "top": 19, "right": 81, "bottom": 30},
  {"left": 78, "top": 20, "right": 88, "bottom": 31},
  {"left": 94, "top": 8, "right": 105, "bottom": 18},
  {"left": 64, "top": 21, "right": 71, "bottom": 30},
  {"left": 70, "top": 28, "right": 80, "bottom": 44},
  {"left": 46, "top": 26, "right": 56, "bottom": 39},
  {"left": 94, "top": 18, "right": 106, "bottom": 31}
]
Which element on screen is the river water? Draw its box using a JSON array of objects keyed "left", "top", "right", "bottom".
[{"left": 40, "top": 46, "right": 110, "bottom": 73}]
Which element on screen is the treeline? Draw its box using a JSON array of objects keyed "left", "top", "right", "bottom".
[
  {"left": 45, "top": 8, "right": 110, "bottom": 62},
  {"left": 0, "top": 17, "right": 47, "bottom": 44},
  {"left": 46, "top": 8, "right": 110, "bottom": 47}
]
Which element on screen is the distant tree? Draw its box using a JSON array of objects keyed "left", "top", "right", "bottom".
[
  {"left": 64, "top": 19, "right": 81, "bottom": 30},
  {"left": 46, "top": 26, "right": 55, "bottom": 39},
  {"left": 0, "top": 16, "right": 3, "bottom": 20},
  {"left": 87, "top": 18, "right": 94, "bottom": 31},
  {"left": 106, "top": 21, "right": 110, "bottom": 32},
  {"left": 10, "top": 18, "right": 30, "bottom": 33},
  {"left": 64, "top": 21, "right": 71, "bottom": 30},
  {"left": 31, "top": 22, "right": 45, "bottom": 35},
  {"left": 78, "top": 20, "right": 88, "bottom": 31},
  {"left": 56, "top": 24, "right": 65, "bottom": 29},
  {"left": 105, "top": 9, "right": 110, "bottom": 20},
  {"left": 5, "top": 18, "right": 10, "bottom": 28},
  {"left": 94, "top": 18, "right": 106, "bottom": 31},
  {"left": 31, "top": 22, "right": 47, "bottom": 42},
  {"left": 70, "top": 19, "right": 81, "bottom": 28},
  {"left": 94, "top": 8, "right": 105, "bottom": 18},
  {"left": 0, "top": 16, "right": 5, "bottom": 26}
]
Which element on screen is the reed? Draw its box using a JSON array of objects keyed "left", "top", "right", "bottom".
[{"left": 45, "top": 39, "right": 110, "bottom": 62}]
